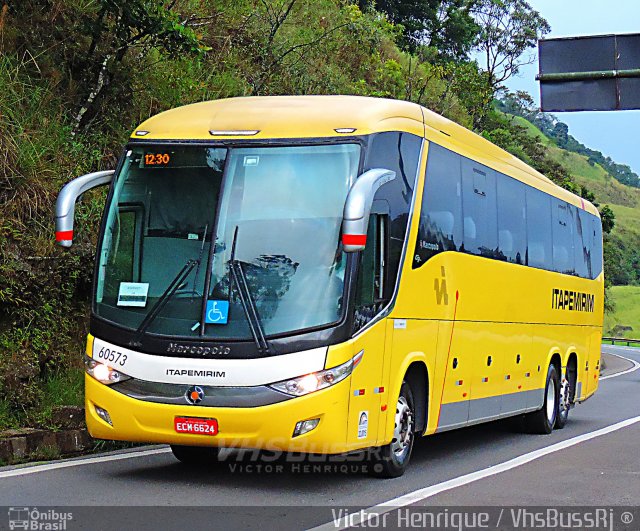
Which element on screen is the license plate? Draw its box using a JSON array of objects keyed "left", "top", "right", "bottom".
[{"left": 174, "top": 416, "right": 218, "bottom": 436}]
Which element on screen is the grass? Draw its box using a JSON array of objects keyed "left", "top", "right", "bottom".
[
  {"left": 603, "top": 285, "right": 640, "bottom": 339},
  {"left": 511, "top": 116, "right": 551, "bottom": 144},
  {"left": 610, "top": 204, "right": 640, "bottom": 234},
  {"left": 0, "top": 367, "right": 84, "bottom": 431}
]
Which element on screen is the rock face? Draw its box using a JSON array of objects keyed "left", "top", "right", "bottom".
[
  {"left": 610, "top": 324, "right": 633, "bottom": 337},
  {"left": 52, "top": 405, "right": 85, "bottom": 429},
  {"left": 0, "top": 408, "right": 91, "bottom": 464}
]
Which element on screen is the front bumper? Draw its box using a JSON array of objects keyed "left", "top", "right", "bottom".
[{"left": 85, "top": 374, "right": 356, "bottom": 454}]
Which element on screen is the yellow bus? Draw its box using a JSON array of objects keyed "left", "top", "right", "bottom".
[{"left": 56, "top": 96, "right": 604, "bottom": 477}]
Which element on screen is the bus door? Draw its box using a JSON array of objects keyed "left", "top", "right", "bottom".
[{"left": 348, "top": 209, "right": 389, "bottom": 446}]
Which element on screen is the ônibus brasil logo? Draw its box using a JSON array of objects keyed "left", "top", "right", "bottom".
[{"left": 8, "top": 507, "right": 73, "bottom": 530}]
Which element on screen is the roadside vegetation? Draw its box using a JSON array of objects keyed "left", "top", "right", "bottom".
[
  {"left": 604, "top": 286, "right": 640, "bottom": 339},
  {"left": 0, "top": 0, "right": 632, "bottom": 431}
]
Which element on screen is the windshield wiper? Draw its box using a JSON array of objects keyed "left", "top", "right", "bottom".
[
  {"left": 228, "top": 226, "right": 270, "bottom": 354},
  {"left": 130, "top": 259, "right": 198, "bottom": 347}
]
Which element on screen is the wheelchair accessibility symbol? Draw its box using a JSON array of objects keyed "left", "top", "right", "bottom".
[{"left": 205, "top": 300, "right": 229, "bottom": 324}]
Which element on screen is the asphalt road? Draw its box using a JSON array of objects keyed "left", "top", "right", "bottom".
[{"left": 1, "top": 345, "right": 638, "bottom": 530}]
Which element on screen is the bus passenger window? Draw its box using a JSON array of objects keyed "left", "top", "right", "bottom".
[
  {"left": 497, "top": 175, "right": 526, "bottom": 264},
  {"left": 461, "top": 161, "right": 497, "bottom": 258},
  {"left": 552, "top": 200, "right": 576, "bottom": 275},
  {"left": 526, "top": 188, "right": 552, "bottom": 270},
  {"left": 591, "top": 216, "right": 603, "bottom": 279},
  {"left": 413, "top": 144, "right": 462, "bottom": 267},
  {"left": 575, "top": 208, "right": 592, "bottom": 278}
]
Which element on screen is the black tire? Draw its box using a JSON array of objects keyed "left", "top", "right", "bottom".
[
  {"left": 369, "top": 381, "right": 415, "bottom": 478},
  {"left": 556, "top": 362, "right": 576, "bottom": 430},
  {"left": 523, "top": 364, "right": 559, "bottom": 434},
  {"left": 170, "top": 444, "right": 221, "bottom": 465}
]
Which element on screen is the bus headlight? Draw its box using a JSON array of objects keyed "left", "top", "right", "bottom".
[
  {"left": 84, "top": 356, "right": 131, "bottom": 385},
  {"left": 269, "top": 350, "right": 364, "bottom": 397}
]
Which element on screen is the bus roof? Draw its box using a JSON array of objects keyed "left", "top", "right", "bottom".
[{"left": 132, "top": 95, "right": 599, "bottom": 217}]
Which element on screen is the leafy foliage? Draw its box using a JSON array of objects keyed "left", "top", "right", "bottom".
[
  {"left": 498, "top": 92, "right": 640, "bottom": 188},
  {"left": 361, "top": 0, "right": 480, "bottom": 60},
  {"left": 473, "top": 0, "right": 550, "bottom": 90},
  {"left": 0, "top": 0, "right": 626, "bottom": 430}
]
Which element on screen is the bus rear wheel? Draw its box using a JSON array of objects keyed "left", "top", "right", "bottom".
[
  {"left": 170, "top": 444, "right": 221, "bottom": 465},
  {"left": 370, "top": 381, "right": 415, "bottom": 478},
  {"left": 523, "top": 363, "right": 559, "bottom": 434},
  {"left": 556, "top": 360, "right": 576, "bottom": 430}
]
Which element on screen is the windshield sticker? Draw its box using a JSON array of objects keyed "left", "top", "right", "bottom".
[
  {"left": 243, "top": 155, "right": 259, "bottom": 167},
  {"left": 357, "top": 411, "right": 368, "bottom": 439},
  {"left": 206, "top": 300, "right": 230, "bottom": 324},
  {"left": 117, "top": 282, "right": 149, "bottom": 307}
]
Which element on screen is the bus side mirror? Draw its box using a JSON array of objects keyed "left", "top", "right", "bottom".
[
  {"left": 342, "top": 168, "right": 396, "bottom": 252},
  {"left": 55, "top": 170, "right": 114, "bottom": 247}
]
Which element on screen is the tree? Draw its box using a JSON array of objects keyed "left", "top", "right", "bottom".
[
  {"left": 600, "top": 204, "right": 615, "bottom": 234},
  {"left": 72, "top": 0, "right": 209, "bottom": 135},
  {"left": 552, "top": 122, "right": 569, "bottom": 147},
  {"left": 473, "top": 0, "right": 550, "bottom": 91},
  {"left": 359, "top": 0, "right": 480, "bottom": 60}
]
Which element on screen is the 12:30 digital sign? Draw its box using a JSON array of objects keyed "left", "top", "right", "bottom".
[{"left": 143, "top": 152, "right": 171, "bottom": 166}]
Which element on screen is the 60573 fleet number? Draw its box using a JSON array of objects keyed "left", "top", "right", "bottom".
[{"left": 95, "top": 346, "right": 128, "bottom": 366}]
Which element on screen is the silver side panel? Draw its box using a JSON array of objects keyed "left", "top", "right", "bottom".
[{"left": 437, "top": 389, "right": 545, "bottom": 432}]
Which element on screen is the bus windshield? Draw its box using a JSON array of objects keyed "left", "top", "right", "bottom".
[{"left": 95, "top": 143, "right": 361, "bottom": 340}]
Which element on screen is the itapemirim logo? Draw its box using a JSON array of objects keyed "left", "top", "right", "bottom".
[{"left": 7, "top": 507, "right": 72, "bottom": 530}]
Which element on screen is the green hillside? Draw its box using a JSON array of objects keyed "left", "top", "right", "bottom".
[
  {"left": 506, "top": 114, "right": 640, "bottom": 286},
  {"left": 604, "top": 286, "right": 640, "bottom": 338}
]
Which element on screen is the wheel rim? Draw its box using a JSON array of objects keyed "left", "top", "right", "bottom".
[
  {"left": 559, "top": 376, "right": 570, "bottom": 417},
  {"left": 546, "top": 376, "right": 557, "bottom": 424},
  {"left": 390, "top": 395, "right": 414, "bottom": 458}
]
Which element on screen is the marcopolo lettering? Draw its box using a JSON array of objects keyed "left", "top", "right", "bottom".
[
  {"left": 167, "top": 343, "right": 231, "bottom": 356},
  {"left": 166, "top": 368, "right": 226, "bottom": 378},
  {"left": 551, "top": 288, "right": 595, "bottom": 313}
]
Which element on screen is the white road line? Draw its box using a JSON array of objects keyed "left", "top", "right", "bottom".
[
  {"left": 311, "top": 415, "right": 640, "bottom": 531},
  {"left": 600, "top": 351, "right": 640, "bottom": 380},
  {"left": 0, "top": 447, "right": 171, "bottom": 479}
]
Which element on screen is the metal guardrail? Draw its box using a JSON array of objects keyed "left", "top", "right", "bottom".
[{"left": 602, "top": 336, "right": 640, "bottom": 347}]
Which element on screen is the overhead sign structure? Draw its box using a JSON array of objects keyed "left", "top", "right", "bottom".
[{"left": 537, "top": 33, "right": 640, "bottom": 112}]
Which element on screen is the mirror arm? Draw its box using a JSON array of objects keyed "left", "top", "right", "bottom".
[
  {"left": 55, "top": 170, "right": 114, "bottom": 247},
  {"left": 342, "top": 168, "right": 396, "bottom": 252}
]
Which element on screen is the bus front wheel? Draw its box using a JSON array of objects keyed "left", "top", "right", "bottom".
[
  {"left": 523, "top": 363, "right": 559, "bottom": 434},
  {"left": 170, "top": 444, "right": 221, "bottom": 465},
  {"left": 369, "top": 381, "right": 415, "bottom": 478}
]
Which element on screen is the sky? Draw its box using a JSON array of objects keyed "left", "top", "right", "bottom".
[{"left": 502, "top": 0, "right": 640, "bottom": 174}]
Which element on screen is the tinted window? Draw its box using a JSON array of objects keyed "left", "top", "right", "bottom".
[
  {"left": 461, "top": 159, "right": 498, "bottom": 258},
  {"left": 575, "top": 208, "right": 592, "bottom": 278},
  {"left": 413, "top": 144, "right": 462, "bottom": 268},
  {"left": 592, "top": 215, "right": 603, "bottom": 278},
  {"left": 412, "top": 142, "right": 602, "bottom": 280},
  {"left": 497, "top": 175, "right": 526, "bottom": 264},
  {"left": 552, "top": 200, "right": 576, "bottom": 275},
  {"left": 526, "top": 188, "right": 552, "bottom": 270},
  {"left": 363, "top": 132, "right": 421, "bottom": 296}
]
